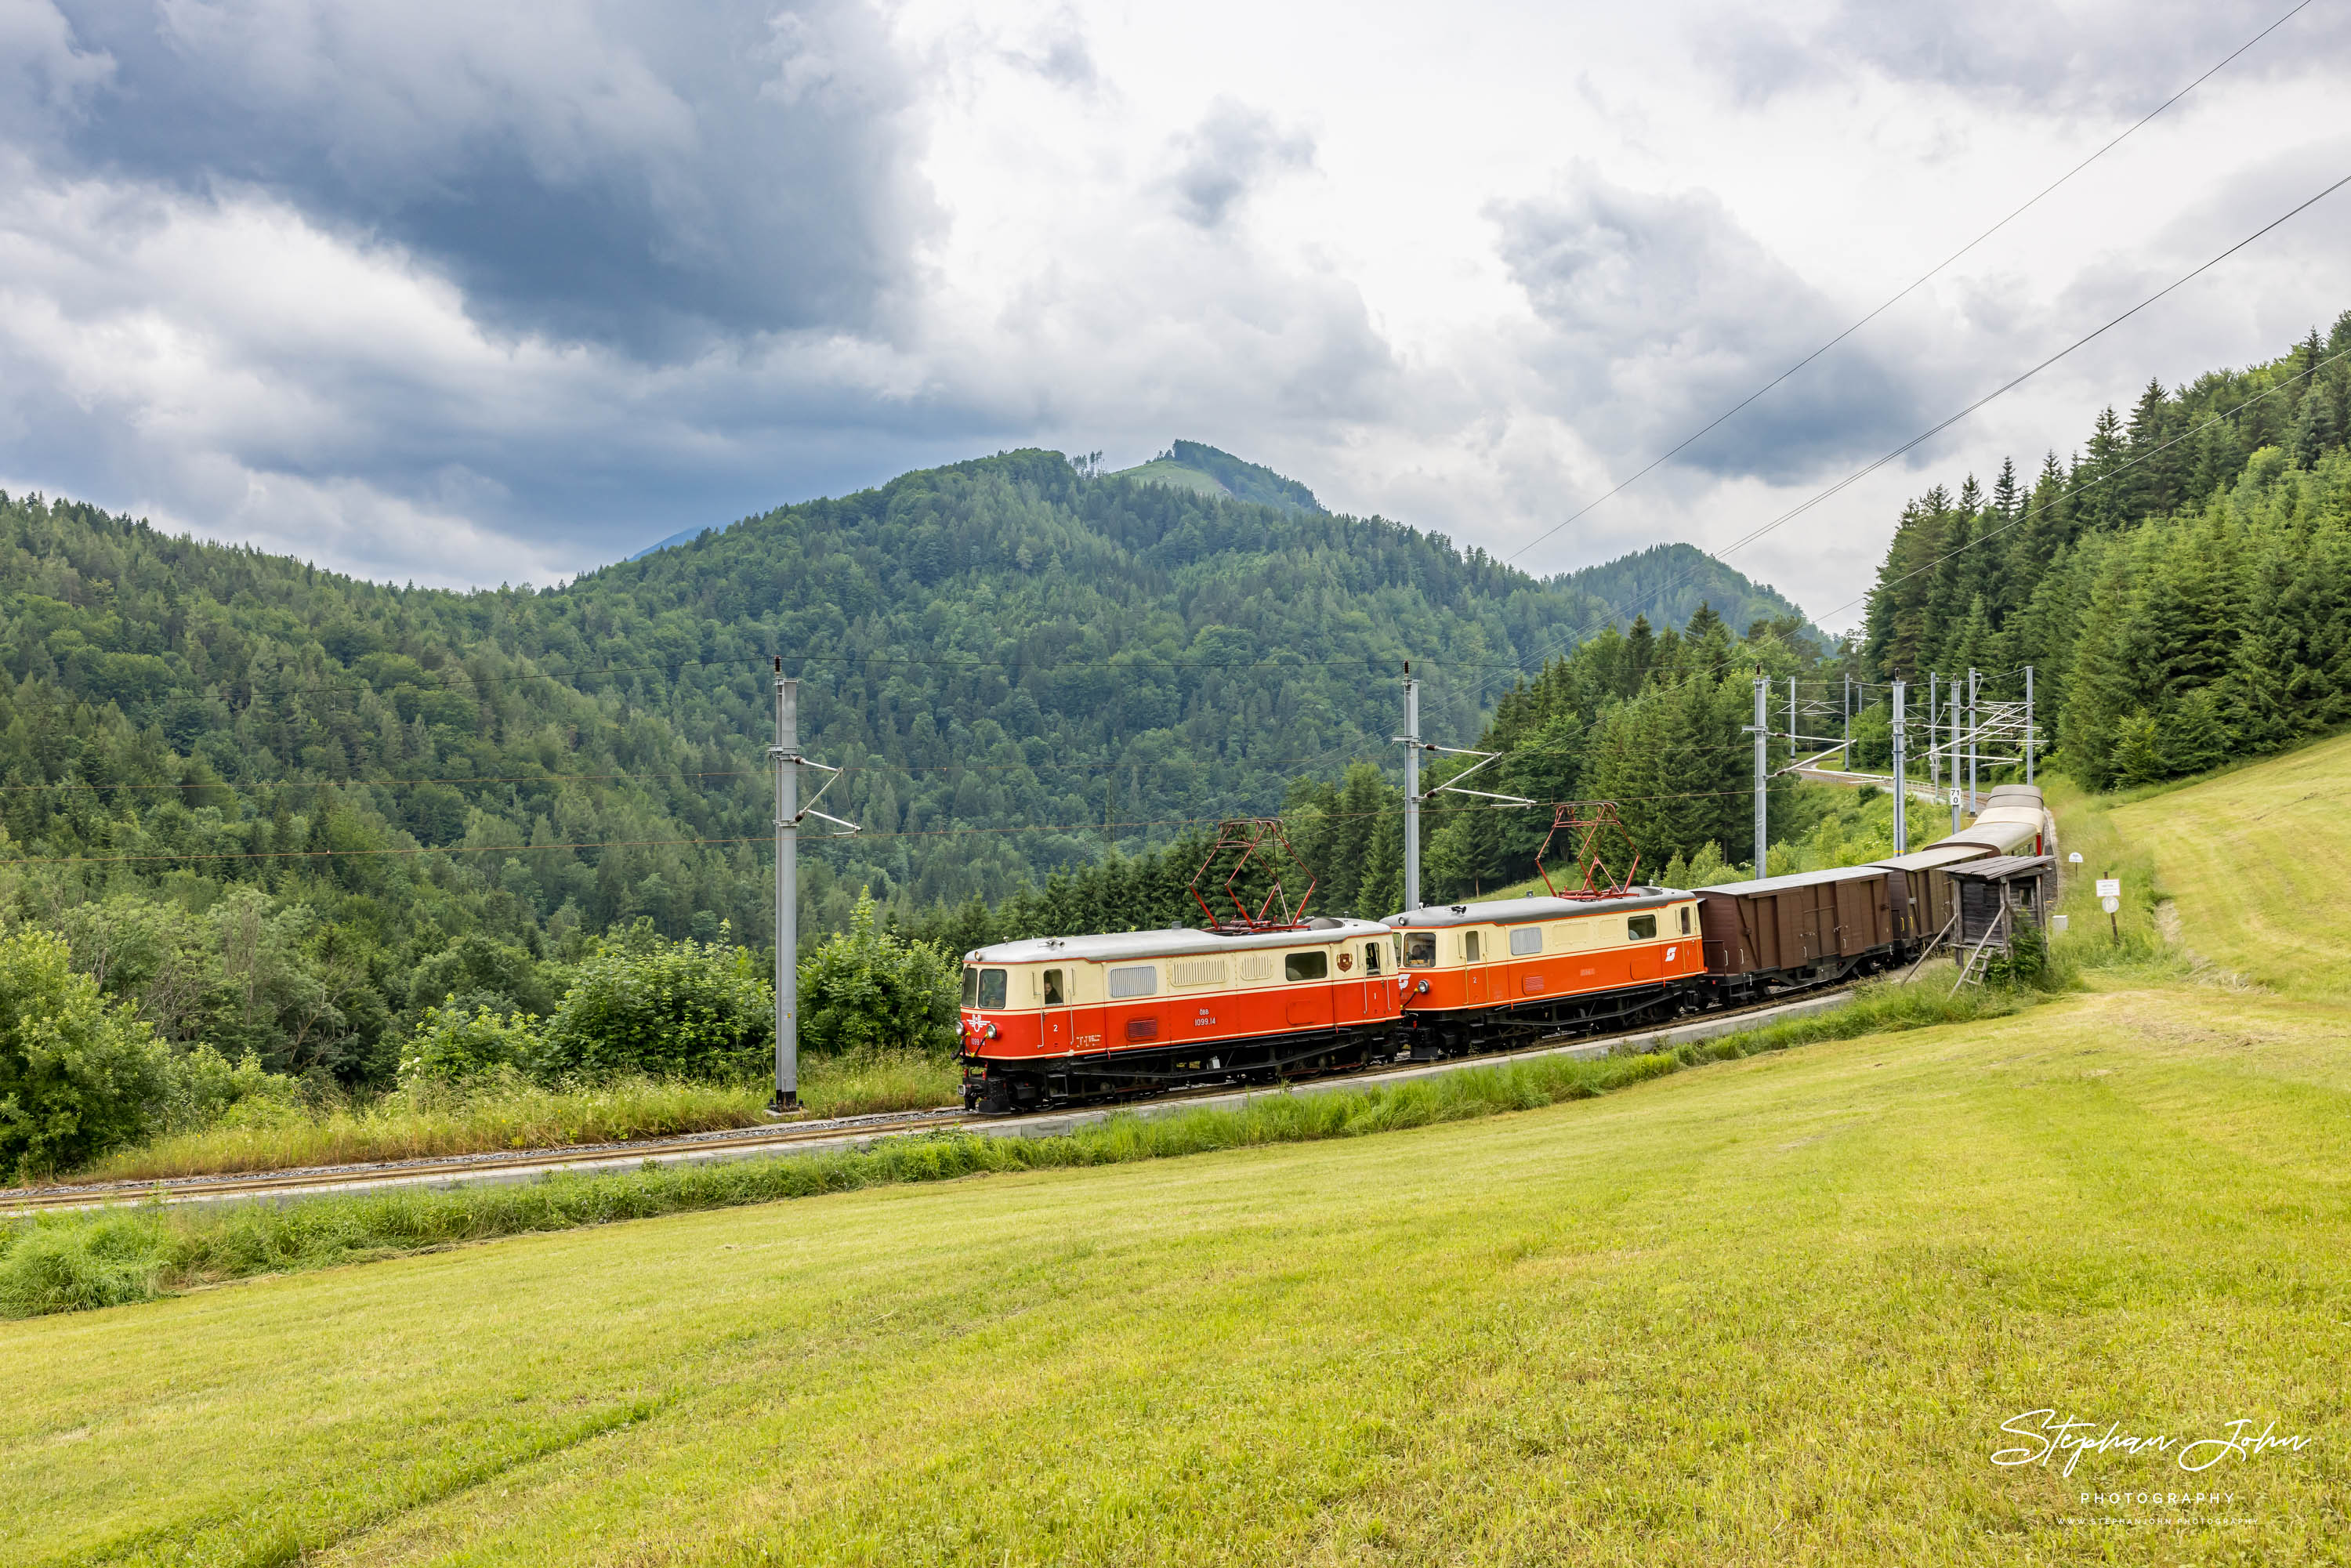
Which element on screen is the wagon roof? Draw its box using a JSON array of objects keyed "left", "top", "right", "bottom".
[
  {"left": 1694, "top": 865, "right": 1897, "bottom": 897},
  {"left": 1875, "top": 844, "right": 1991, "bottom": 871}
]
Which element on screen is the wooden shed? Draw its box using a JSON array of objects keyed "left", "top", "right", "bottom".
[{"left": 1944, "top": 855, "right": 2056, "bottom": 948}]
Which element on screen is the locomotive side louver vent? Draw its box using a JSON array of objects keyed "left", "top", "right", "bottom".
[{"left": 1172, "top": 958, "right": 1229, "bottom": 988}]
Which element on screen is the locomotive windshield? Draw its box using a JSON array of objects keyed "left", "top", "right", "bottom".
[
  {"left": 977, "top": 969, "right": 1008, "bottom": 1009},
  {"left": 961, "top": 966, "right": 979, "bottom": 1006},
  {"left": 1404, "top": 932, "right": 1436, "bottom": 968}
]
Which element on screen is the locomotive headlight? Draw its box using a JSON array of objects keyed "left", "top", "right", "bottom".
[
  {"left": 1415, "top": 980, "right": 1429, "bottom": 995},
  {"left": 984, "top": 1023, "right": 1000, "bottom": 1040}
]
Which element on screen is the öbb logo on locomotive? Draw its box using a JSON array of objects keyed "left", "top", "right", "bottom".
[{"left": 958, "top": 791, "right": 2053, "bottom": 1114}]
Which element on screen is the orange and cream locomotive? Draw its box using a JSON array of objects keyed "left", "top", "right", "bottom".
[
  {"left": 958, "top": 918, "right": 1407, "bottom": 1113},
  {"left": 1384, "top": 887, "right": 1706, "bottom": 1059}
]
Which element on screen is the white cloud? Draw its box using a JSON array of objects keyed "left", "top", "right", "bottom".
[{"left": 1, "top": 0, "right": 2348, "bottom": 626}]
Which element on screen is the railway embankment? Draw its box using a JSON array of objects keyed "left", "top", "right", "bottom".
[
  {"left": 8, "top": 987, "right": 1864, "bottom": 1216},
  {"left": 0, "top": 977, "right": 2053, "bottom": 1319}
]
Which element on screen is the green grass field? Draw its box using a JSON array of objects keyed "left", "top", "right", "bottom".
[{"left": 6, "top": 747, "right": 2349, "bottom": 1565}]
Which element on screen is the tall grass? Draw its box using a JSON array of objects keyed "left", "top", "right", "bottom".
[
  {"left": 2, "top": 983, "right": 2058, "bottom": 1320},
  {"left": 1661, "top": 972, "right": 2044, "bottom": 1063},
  {"left": 66, "top": 1050, "right": 962, "bottom": 1184}
]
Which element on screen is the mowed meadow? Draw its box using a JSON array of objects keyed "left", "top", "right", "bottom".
[{"left": 8, "top": 741, "right": 2351, "bottom": 1566}]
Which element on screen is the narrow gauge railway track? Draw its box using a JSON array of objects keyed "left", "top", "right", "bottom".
[{"left": 5, "top": 980, "right": 1862, "bottom": 1215}]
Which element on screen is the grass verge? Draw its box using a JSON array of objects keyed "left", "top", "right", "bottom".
[
  {"left": 9, "top": 982, "right": 2345, "bottom": 1566},
  {"left": 63, "top": 1049, "right": 962, "bottom": 1184},
  {"left": 1666, "top": 968, "right": 2045, "bottom": 1060},
  {"left": 2, "top": 982, "right": 2056, "bottom": 1320}
]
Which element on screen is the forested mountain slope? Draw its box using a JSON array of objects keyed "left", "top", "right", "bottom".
[
  {"left": 1860, "top": 313, "right": 2351, "bottom": 787},
  {"left": 0, "top": 447, "right": 1810, "bottom": 1077},
  {"left": 1552, "top": 542, "right": 1822, "bottom": 645}
]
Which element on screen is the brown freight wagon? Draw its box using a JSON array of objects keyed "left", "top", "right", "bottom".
[{"left": 1694, "top": 865, "right": 1914, "bottom": 994}]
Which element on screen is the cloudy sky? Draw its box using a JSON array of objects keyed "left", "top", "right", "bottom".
[{"left": 3, "top": 0, "right": 2348, "bottom": 626}]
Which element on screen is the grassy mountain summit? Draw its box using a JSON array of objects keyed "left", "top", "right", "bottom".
[{"left": 1107, "top": 440, "right": 1325, "bottom": 513}]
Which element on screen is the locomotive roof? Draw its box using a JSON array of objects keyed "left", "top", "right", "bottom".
[
  {"left": 1384, "top": 888, "right": 1686, "bottom": 929},
  {"left": 965, "top": 918, "right": 1395, "bottom": 964}
]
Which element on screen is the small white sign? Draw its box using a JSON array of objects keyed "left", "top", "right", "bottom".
[
  {"left": 2096, "top": 878, "right": 2121, "bottom": 898},
  {"left": 1948, "top": 788, "right": 1962, "bottom": 806},
  {"left": 2068, "top": 852, "right": 2083, "bottom": 864},
  {"left": 2100, "top": 896, "right": 2121, "bottom": 914},
  {"left": 2051, "top": 914, "right": 2068, "bottom": 934}
]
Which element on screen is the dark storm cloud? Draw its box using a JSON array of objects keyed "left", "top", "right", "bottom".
[
  {"left": 1491, "top": 168, "right": 1933, "bottom": 481},
  {"left": 38, "top": 0, "right": 933, "bottom": 359},
  {"left": 1704, "top": 0, "right": 2351, "bottom": 115},
  {"left": 1168, "top": 99, "right": 1313, "bottom": 229}
]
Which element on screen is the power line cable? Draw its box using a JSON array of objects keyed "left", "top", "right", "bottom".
[
  {"left": 1502, "top": 0, "right": 2317, "bottom": 570},
  {"left": 1485, "top": 165, "right": 2351, "bottom": 694}
]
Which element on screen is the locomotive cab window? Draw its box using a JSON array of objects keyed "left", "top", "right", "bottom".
[
  {"left": 1509, "top": 926, "right": 1541, "bottom": 956},
  {"left": 976, "top": 969, "right": 1009, "bottom": 1009},
  {"left": 1627, "top": 914, "right": 1657, "bottom": 941},
  {"left": 1284, "top": 951, "right": 1328, "bottom": 982},
  {"left": 1107, "top": 965, "right": 1157, "bottom": 999},
  {"left": 1463, "top": 931, "right": 1480, "bottom": 962},
  {"left": 1362, "top": 942, "right": 1382, "bottom": 975},
  {"left": 1404, "top": 932, "right": 1436, "bottom": 968},
  {"left": 1043, "top": 969, "right": 1065, "bottom": 1005},
  {"left": 961, "top": 967, "right": 980, "bottom": 1006}
]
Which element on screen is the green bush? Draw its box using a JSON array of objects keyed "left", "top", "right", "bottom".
[
  {"left": 1985, "top": 915, "right": 2057, "bottom": 990},
  {"left": 0, "top": 930, "right": 172, "bottom": 1179},
  {"left": 160, "top": 1044, "right": 304, "bottom": 1133},
  {"left": 398, "top": 1005, "right": 542, "bottom": 1085},
  {"left": 800, "top": 890, "right": 959, "bottom": 1056},
  {"left": 536, "top": 930, "right": 770, "bottom": 1081}
]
